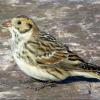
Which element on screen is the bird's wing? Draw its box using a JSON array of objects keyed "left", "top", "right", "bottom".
[
  {"left": 36, "top": 32, "right": 84, "bottom": 65},
  {"left": 26, "top": 32, "right": 99, "bottom": 74},
  {"left": 36, "top": 48, "right": 84, "bottom": 65}
]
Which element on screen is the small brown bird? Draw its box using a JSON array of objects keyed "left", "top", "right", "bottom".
[{"left": 2, "top": 15, "right": 100, "bottom": 82}]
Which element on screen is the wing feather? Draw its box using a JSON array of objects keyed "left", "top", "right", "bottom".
[{"left": 35, "top": 32, "right": 84, "bottom": 65}]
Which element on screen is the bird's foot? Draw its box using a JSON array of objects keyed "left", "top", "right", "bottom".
[
  {"left": 23, "top": 80, "right": 57, "bottom": 91},
  {"left": 33, "top": 81, "right": 57, "bottom": 91},
  {"left": 20, "top": 78, "right": 57, "bottom": 91},
  {"left": 19, "top": 77, "right": 37, "bottom": 84}
]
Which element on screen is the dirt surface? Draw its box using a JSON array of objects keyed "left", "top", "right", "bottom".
[{"left": 0, "top": 0, "right": 100, "bottom": 100}]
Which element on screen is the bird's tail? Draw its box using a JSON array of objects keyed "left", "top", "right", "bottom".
[
  {"left": 64, "top": 44, "right": 100, "bottom": 79},
  {"left": 73, "top": 63, "right": 100, "bottom": 80}
]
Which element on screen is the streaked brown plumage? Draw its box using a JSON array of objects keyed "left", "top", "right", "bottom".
[{"left": 2, "top": 15, "right": 100, "bottom": 81}]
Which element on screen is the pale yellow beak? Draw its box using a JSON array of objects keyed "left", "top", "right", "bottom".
[{"left": 2, "top": 20, "right": 12, "bottom": 27}]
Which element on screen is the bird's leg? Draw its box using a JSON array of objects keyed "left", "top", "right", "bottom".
[
  {"left": 19, "top": 77, "right": 38, "bottom": 84},
  {"left": 24, "top": 80, "right": 57, "bottom": 91},
  {"left": 23, "top": 77, "right": 38, "bottom": 83},
  {"left": 34, "top": 81, "right": 57, "bottom": 91},
  {"left": 20, "top": 77, "right": 57, "bottom": 91}
]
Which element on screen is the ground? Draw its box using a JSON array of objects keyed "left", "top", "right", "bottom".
[{"left": 0, "top": 0, "right": 100, "bottom": 100}]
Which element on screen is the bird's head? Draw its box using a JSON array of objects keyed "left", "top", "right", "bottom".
[{"left": 2, "top": 15, "right": 39, "bottom": 39}]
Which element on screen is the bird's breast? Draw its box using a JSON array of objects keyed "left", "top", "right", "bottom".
[{"left": 13, "top": 54, "right": 58, "bottom": 81}]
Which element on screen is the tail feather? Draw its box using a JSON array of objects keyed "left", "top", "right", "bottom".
[
  {"left": 64, "top": 45, "right": 100, "bottom": 79},
  {"left": 80, "top": 62, "right": 100, "bottom": 79}
]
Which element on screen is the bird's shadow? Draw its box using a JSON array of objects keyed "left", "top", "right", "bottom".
[
  {"left": 55, "top": 76, "right": 100, "bottom": 84},
  {"left": 35, "top": 76, "right": 100, "bottom": 85}
]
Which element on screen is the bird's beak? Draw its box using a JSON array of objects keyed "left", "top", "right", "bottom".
[{"left": 2, "top": 20, "right": 12, "bottom": 27}]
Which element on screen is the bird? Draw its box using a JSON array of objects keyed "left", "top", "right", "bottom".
[{"left": 2, "top": 15, "right": 100, "bottom": 82}]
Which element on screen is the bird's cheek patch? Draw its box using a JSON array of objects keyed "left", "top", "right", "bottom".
[
  {"left": 18, "top": 25, "right": 31, "bottom": 34},
  {"left": 27, "top": 23, "right": 32, "bottom": 29}
]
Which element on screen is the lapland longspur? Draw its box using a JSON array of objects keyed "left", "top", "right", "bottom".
[{"left": 2, "top": 15, "right": 100, "bottom": 81}]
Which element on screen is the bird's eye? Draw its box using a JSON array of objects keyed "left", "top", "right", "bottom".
[{"left": 17, "top": 21, "right": 21, "bottom": 25}]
